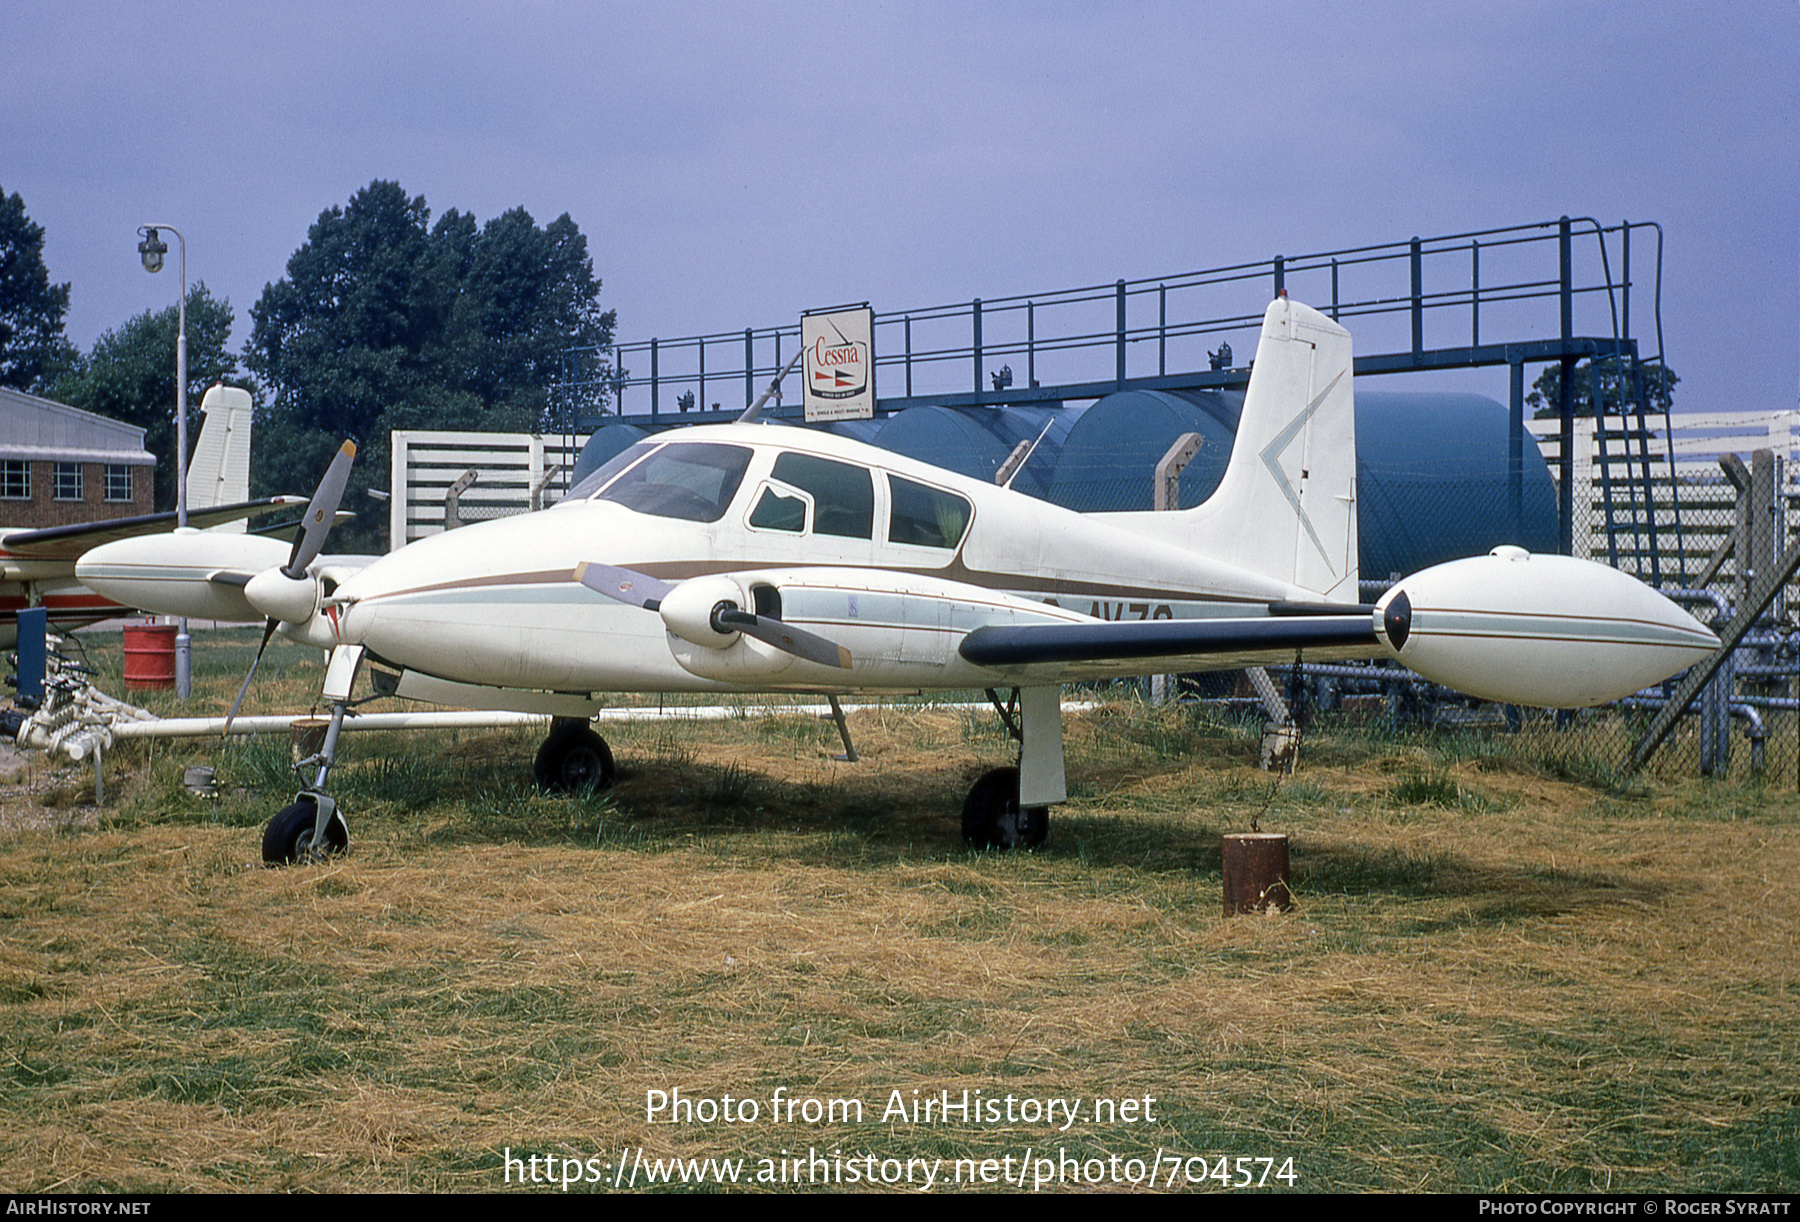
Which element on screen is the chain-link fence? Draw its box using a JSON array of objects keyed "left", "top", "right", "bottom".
[{"left": 1611, "top": 456, "right": 1800, "bottom": 786}]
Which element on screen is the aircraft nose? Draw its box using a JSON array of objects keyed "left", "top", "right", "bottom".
[
  {"left": 326, "top": 512, "right": 573, "bottom": 672},
  {"left": 330, "top": 556, "right": 404, "bottom": 652}
]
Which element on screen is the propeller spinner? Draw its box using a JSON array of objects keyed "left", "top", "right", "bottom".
[{"left": 226, "top": 441, "right": 358, "bottom": 731}]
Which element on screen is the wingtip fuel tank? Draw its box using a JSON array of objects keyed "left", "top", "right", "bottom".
[
  {"left": 76, "top": 531, "right": 291, "bottom": 623},
  {"left": 1373, "top": 547, "right": 1719, "bottom": 708}
]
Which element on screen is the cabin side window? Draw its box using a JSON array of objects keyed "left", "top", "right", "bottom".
[
  {"left": 748, "top": 483, "right": 810, "bottom": 533},
  {"left": 767, "top": 453, "right": 874, "bottom": 538},
  {"left": 887, "top": 475, "right": 971, "bottom": 549}
]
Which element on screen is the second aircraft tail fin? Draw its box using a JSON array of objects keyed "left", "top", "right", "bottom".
[{"left": 185, "top": 384, "right": 254, "bottom": 530}]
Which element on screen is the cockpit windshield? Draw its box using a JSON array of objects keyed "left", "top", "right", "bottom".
[
  {"left": 592, "top": 442, "right": 754, "bottom": 522},
  {"left": 565, "top": 441, "right": 659, "bottom": 501}
]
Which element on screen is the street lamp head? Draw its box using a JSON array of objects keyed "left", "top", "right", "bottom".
[{"left": 137, "top": 226, "right": 168, "bottom": 274}]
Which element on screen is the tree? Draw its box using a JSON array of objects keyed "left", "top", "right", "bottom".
[
  {"left": 0, "top": 185, "right": 77, "bottom": 393},
  {"left": 248, "top": 181, "right": 615, "bottom": 551},
  {"left": 441, "top": 206, "right": 615, "bottom": 419},
  {"left": 250, "top": 182, "right": 447, "bottom": 446},
  {"left": 1528, "top": 356, "right": 1679, "bottom": 420},
  {"left": 51, "top": 285, "right": 247, "bottom": 512}
]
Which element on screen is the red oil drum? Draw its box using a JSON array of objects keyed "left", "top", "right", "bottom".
[{"left": 123, "top": 623, "right": 177, "bottom": 689}]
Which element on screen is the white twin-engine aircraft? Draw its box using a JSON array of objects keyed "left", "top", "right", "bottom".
[{"left": 78, "top": 297, "right": 1718, "bottom": 861}]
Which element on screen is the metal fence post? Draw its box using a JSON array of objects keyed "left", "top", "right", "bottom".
[
  {"left": 972, "top": 298, "right": 983, "bottom": 402},
  {"left": 904, "top": 315, "right": 912, "bottom": 398},
  {"left": 1509, "top": 353, "right": 1524, "bottom": 539},
  {"left": 1115, "top": 280, "right": 1126, "bottom": 390},
  {"left": 1410, "top": 236, "right": 1423, "bottom": 361},
  {"left": 1027, "top": 302, "right": 1035, "bottom": 388},
  {"left": 1158, "top": 284, "right": 1167, "bottom": 377},
  {"left": 1471, "top": 239, "right": 1481, "bottom": 348}
]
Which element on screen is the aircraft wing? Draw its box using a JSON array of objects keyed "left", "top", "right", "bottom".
[
  {"left": 958, "top": 611, "right": 1381, "bottom": 682},
  {"left": 562, "top": 561, "right": 1388, "bottom": 688},
  {"left": 0, "top": 497, "right": 305, "bottom": 561}
]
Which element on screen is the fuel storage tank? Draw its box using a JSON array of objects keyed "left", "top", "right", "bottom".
[{"left": 863, "top": 389, "right": 1558, "bottom": 578}]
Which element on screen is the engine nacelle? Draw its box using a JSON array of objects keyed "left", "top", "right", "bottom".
[
  {"left": 653, "top": 573, "right": 799, "bottom": 680},
  {"left": 1374, "top": 547, "right": 1718, "bottom": 708},
  {"left": 76, "top": 530, "right": 290, "bottom": 622}
]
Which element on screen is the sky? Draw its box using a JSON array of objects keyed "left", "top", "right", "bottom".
[{"left": 4, "top": 0, "right": 1796, "bottom": 417}]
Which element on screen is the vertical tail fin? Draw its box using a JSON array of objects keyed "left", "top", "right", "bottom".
[
  {"left": 185, "top": 384, "right": 254, "bottom": 530},
  {"left": 1097, "top": 297, "right": 1359, "bottom": 600}
]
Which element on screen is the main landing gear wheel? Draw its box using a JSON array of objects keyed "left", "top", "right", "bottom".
[
  {"left": 263, "top": 801, "right": 349, "bottom": 865},
  {"left": 962, "top": 766, "right": 1048, "bottom": 850},
  {"left": 534, "top": 719, "right": 616, "bottom": 794}
]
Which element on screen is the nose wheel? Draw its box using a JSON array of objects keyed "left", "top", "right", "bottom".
[
  {"left": 264, "top": 666, "right": 356, "bottom": 866},
  {"left": 263, "top": 794, "right": 349, "bottom": 865},
  {"left": 534, "top": 717, "right": 616, "bottom": 794}
]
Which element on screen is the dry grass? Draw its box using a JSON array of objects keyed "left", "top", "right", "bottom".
[{"left": 0, "top": 629, "right": 1795, "bottom": 1192}]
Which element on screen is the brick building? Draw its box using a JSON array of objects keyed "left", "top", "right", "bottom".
[{"left": 0, "top": 386, "right": 156, "bottom": 529}]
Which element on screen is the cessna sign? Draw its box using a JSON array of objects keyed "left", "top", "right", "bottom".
[{"left": 802, "top": 306, "right": 874, "bottom": 422}]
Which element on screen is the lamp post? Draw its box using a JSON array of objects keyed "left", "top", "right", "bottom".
[{"left": 137, "top": 223, "right": 191, "bottom": 699}]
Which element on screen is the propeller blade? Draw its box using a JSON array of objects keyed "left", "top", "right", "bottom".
[
  {"left": 714, "top": 607, "right": 853, "bottom": 670},
  {"left": 224, "top": 618, "right": 280, "bottom": 735},
  {"left": 284, "top": 440, "right": 357, "bottom": 578},
  {"left": 576, "top": 563, "right": 851, "bottom": 668},
  {"left": 574, "top": 562, "right": 676, "bottom": 611}
]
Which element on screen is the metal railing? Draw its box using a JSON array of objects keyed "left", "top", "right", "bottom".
[{"left": 558, "top": 217, "right": 1665, "bottom": 424}]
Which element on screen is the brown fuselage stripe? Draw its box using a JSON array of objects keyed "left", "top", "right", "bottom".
[{"left": 359, "top": 561, "right": 1260, "bottom": 608}]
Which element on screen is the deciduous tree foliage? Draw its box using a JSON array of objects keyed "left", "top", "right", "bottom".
[
  {"left": 50, "top": 285, "right": 245, "bottom": 512},
  {"left": 0, "top": 185, "right": 77, "bottom": 393},
  {"left": 248, "top": 181, "right": 615, "bottom": 550},
  {"left": 1528, "top": 356, "right": 1679, "bottom": 420}
]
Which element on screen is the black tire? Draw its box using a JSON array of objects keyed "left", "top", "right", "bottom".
[
  {"left": 961, "top": 766, "right": 1048, "bottom": 850},
  {"left": 262, "top": 801, "right": 348, "bottom": 865},
  {"left": 534, "top": 722, "right": 616, "bottom": 794}
]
